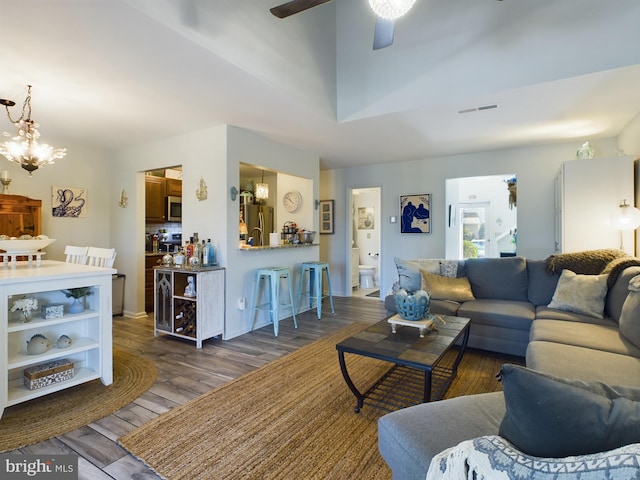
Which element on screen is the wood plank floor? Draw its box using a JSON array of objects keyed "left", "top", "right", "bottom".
[{"left": 13, "top": 296, "right": 389, "bottom": 480}]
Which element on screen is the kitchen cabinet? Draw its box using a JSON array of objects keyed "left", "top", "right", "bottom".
[
  {"left": 166, "top": 178, "right": 182, "bottom": 197},
  {"left": 154, "top": 266, "right": 225, "bottom": 348},
  {"left": 145, "top": 254, "right": 163, "bottom": 313},
  {"left": 0, "top": 260, "right": 115, "bottom": 419},
  {"left": 555, "top": 156, "right": 635, "bottom": 255},
  {"left": 145, "top": 176, "right": 166, "bottom": 223}
]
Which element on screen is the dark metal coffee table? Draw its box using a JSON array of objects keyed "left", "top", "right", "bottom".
[{"left": 336, "top": 315, "right": 470, "bottom": 413}]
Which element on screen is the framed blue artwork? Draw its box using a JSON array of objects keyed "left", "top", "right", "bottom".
[{"left": 400, "top": 194, "right": 430, "bottom": 233}]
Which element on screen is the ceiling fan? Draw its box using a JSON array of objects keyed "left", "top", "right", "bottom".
[{"left": 270, "top": 0, "right": 418, "bottom": 50}]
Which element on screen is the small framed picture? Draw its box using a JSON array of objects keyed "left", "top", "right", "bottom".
[
  {"left": 400, "top": 194, "right": 431, "bottom": 233},
  {"left": 319, "top": 200, "right": 334, "bottom": 234}
]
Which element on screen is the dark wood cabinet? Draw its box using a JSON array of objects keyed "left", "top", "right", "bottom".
[
  {"left": 0, "top": 195, "right": 42, "bottom": 237},
  {"left": 166, "top": 178, "right": 182, "bottom": 197},
  {"left": 145, "top": 176, "right": 166, "bottom": 223}
]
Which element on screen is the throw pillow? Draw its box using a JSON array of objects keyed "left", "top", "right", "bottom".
[
  {"left": 547, "top": 269, "right": 608, "bottom": 318},
  {"left": 619, "top": 275, "right": 640, "bottom": 348},
  {"left": 394, "top": 258, "right": 439, "bottom": 292},
  {"left": 420, "top": 269, "right": 475, "bottom": 302},
  {"left": 498, "top": 364, "right": 640, "bottom": 458}
]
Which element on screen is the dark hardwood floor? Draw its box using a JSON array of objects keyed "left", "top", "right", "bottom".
[{"left": 13, "top": 295, "right": 388, "bottom": 479}]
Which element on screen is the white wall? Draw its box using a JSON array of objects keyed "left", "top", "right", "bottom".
[{"left": 322, "top": 137, "right": 622, "bottom": 298}]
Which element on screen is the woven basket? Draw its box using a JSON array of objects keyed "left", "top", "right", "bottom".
[{"left": 393, "top": 289, "right": 431, "bottom": 320}]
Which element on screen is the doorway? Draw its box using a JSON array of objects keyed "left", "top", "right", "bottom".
[
  {"left": 349, "top": 187, "right": 381, "bottom": 299},
  {"left": 445, "top": 174, "right": 517, "bottom": 260}
]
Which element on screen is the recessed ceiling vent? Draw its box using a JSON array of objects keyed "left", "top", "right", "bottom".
[{"left": 458, "top": 104, "right": 499, "bottom": 114}]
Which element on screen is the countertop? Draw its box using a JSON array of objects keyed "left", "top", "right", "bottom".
[{"left": 239, "top": 243, "right": 319, "bottom": 251}]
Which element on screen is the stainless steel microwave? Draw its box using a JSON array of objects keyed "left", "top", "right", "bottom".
[{"left": 166, "top": 196, "right": 182, "bottom": 222}]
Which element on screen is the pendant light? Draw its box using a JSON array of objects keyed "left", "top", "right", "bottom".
[{"left": 255, "top": 170, "right": 269, "bottom": 201}]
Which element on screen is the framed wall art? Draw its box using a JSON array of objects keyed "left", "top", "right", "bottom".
[
  {"left": 52, "top": 187, "right": 87, "bottom": 218},
  {"left": 319, "top": 199, "right": 334, "bottom": 234},
  {"left": 357, "top": 207, "right": 374, "bottom": 229},
  {"left": 400, "top": 193, "right": 430, "bottom": 233}
]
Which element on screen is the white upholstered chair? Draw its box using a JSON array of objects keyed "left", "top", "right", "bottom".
[
  {"left": 64, "top": 245, "right": 88, "bottom": 265},
  {"left": 86, "top": 247, "right": 117, "bottom": 268}
]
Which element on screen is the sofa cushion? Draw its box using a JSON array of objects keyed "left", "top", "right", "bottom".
[
  {"left": 457, "top": 299, "right": 534, "bottom": 331},
  {"left": 526, "top": 340, "right": 640, "bottom": 387},
  {"left": 378, "top": 392, "right": 505, "bottom": 480},
  {"left": 530, "top": 319, "right": 640, "bottom": 358},
  {"left": 420, "top": 270, "right": 475, "bottom": 302},
  {"left": 535, "top": 305, "right": 618, "bottom": 325},
  {"left": 608, "top": 266, "right": 640, "bottom": 322},
  {"left": 526, "top": 259, "right": 560, "bottom": 306},
  {"left": 465, "top": 257, "right": 528, "bottom": 301},
  {"left": 547, "top": 269, "right": 608, "bottom": 318},
  {"left": 619, "top": 275, "right": 640, "bottom": 349},
  {"left": 498, "top": 364, "right": 640, "bottom": 457}
]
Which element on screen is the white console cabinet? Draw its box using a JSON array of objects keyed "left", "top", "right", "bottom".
[
  {"left": 0, "top": 260, "right": 115, "bottom": 419},
  {"left": 154, "top": 266, "right": 225, "bottom": 348}
]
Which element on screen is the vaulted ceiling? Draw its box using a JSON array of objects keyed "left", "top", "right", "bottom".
[{"left": 1, "top": 0, "right": 639, "bottom": 169}]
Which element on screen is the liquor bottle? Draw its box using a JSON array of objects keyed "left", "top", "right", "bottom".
[
  {"left": 201, "top": 240, "right": 209, "bottom": 266},
  {"left": 186, "top": 237, "right": 194, "bottom": 260},
  {"left": 207, "top": 238, "right": 215, "bottom": 266}
]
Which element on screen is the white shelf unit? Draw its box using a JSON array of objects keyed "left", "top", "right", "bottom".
[
  {"left": 0, "top": 260, "right": 115, "bottom": 419},
  {"left": 154, "top": 266, "right": 225, "bottom": 348}
]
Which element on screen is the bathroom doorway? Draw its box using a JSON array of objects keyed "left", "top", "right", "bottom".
[{"left": 349, "top": 187, "right": 381, "bottom": 299}]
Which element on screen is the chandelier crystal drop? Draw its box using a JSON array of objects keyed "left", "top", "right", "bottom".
[
  {"left": 0, "top": 85, "right": 66, "bottom": 175},
  {"left": 368, "top": 0, "right": 417, "bottom": 20}
]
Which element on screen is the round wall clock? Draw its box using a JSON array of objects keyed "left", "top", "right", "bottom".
[{"left": 283, "top": 190, "right": 302, "bottom": 212}]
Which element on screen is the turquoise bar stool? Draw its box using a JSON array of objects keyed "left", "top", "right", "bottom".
[
  {"left": 297, "top": 261, "right": 334, "bottom": 319},
  {"left": 251, "top": 267, "right": 297, "bottom": 337}
]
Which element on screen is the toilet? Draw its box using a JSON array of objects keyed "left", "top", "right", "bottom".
[{"left": 359, "top": 265, "right": 376, "bottom": 288}]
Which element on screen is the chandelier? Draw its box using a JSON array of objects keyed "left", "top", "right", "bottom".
[
  {"left": 368, "top": 0, "right": 417, "bottom": 20},
  {"left": 0, "top": 85, "right": 66, "bottom": 175}
]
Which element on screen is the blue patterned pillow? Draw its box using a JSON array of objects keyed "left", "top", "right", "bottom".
[{"left": 428, "top": 435, "right": 640, "bottom": 480}]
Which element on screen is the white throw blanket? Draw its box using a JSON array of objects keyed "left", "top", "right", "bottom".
[{"left": 426, "top": 435, "right": 640, "bottom": 480}]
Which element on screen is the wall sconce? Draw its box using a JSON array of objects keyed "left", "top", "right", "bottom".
[
  {"left": 1, "top": 170, "right": 11, "bottom": 194},
  {"left": 230, "top": 186, "right": 238, "bottom": 201},
  {"left": 118, "top": 187, "right": 128, "bottom": 208},
  {"left": 196, "top": 177, "right": 208, "bottom": 201},
  {"left": 314, "top": 199, "right": 320, "bottom": 210}
]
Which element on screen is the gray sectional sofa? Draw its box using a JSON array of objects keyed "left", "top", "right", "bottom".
[{"left": 379, "top": 254, "right": 640, "bottom": 479}]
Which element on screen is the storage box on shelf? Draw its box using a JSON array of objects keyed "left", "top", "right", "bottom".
[
  {"left": 154, "top": 266, "right": 225, "bottom": 348},
  {"left": 0, "top": 260, "right": 114, "bottom": 419}
]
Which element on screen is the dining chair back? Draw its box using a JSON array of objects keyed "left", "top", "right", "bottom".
[
  {"left": 86, "top": 247, "right": 117, "bottom": 268},
  {"left": 64, "top": 245, "right": 89, "bottom": 265}
]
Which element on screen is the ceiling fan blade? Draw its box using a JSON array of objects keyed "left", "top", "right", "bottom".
[
  {"left": 270, "top": 0, "right": 333, "bottom": 19},
  {"left": 373, "top": 17, "right": 395, "bottom": 50}
]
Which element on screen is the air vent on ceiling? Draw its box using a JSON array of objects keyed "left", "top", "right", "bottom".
[{"left": 458, "top": 104, "right": 499, "bottom": 114}]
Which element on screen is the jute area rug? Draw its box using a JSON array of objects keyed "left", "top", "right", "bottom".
[
  {"left": 0, "top": 348, "right": 157, "bottom": 452},
  {"left": 119, "top": 323, "right": 522, "bottom": 480}
]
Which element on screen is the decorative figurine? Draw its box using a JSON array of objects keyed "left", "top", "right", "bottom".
[
  {"left": 27, "top": 334, "right": 51, "bottom": 355},
  {"left": 184, "top": 276, "right": 196, "bottom": 297},
  {"left": 56, "top": 334, "right": 72, "bottom": 349}
]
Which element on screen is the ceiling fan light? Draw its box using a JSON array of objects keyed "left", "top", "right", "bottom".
[{"left": 369, "top": 0, "right": 416, "bottom": 20}]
